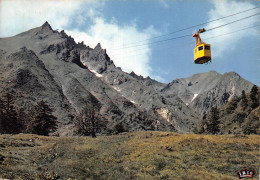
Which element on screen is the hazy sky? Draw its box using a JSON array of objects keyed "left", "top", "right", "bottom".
[{"left": 0, "top": 0, "right": 259, "bottom": 85}]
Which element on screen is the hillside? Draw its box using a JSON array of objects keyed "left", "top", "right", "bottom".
[
  {"left": 0, "top": 22, "right": 199, "bottom": 134},
  {"left": 0, "top": 132, "right": 259, "bottom": 179},
  {"left": 0, "top": 22, "right": 256, "bottom": 135},
  {"left": 195, "top": 86, "right": 260, "bottom": 135},
  {"left": 161, "top": 71, "right": 254, "bottom": 115},
  {"left": 218, "top": 86, "right": 260, "bottom": 134}
]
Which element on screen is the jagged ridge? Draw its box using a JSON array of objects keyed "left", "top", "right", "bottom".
[{"left": 0, "top": 22, "right": 255, "bottom": 135}]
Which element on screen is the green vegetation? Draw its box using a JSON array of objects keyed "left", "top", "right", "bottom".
[
  {"left": 197, "top": 85, "right": 260, "bottom": 135},
  {"left": 0, "top": 92, "right": 24, "bottom": 134},
  {"left": 203, "top": 107, "right": 220, "bottom": 134},
  {"left": 26, "top": 100, "right": 57, "bottom": 136},
  {"left": 0, "top": 92, "right": 57, "bottom": 136},
  {"left": 0, "top": 131, "right": 259, "bottom": 179}
]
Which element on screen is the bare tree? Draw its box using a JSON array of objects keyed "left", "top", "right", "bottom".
[{"left": 74, "top": 104, "right": 106, "bottom": 137}]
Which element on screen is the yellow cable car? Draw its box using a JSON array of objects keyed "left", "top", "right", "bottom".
[{"left": 193, "top": 28, "right": 211, "bottom": 64}]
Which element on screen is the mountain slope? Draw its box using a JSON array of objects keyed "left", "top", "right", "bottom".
[
  {"left": 0, "top": 47, "right": 74, "bottom": 126},
  {"left": 80, "top": 43, "right": 200, "bottom": 131},
  {"left": 217, "top": 86, "right": 260, "bottom": 134},
  {"left": 0, "top": 22, "right": 193, "bottom": 133},
  {"left": 129, "top": 71, "right": 166, "bottom": 91},
  {"left": 0, "top": 22, "right": 255, "bottom": 134},
  {"left": 162, "top": 71, "right": 254, "bottom": 115}
]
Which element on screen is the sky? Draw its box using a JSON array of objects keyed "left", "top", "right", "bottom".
[{"left": 0, "top": 0, "right": 259, "bottom": 85}]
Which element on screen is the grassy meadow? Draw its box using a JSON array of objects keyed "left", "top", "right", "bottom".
[{"left": 0, "top": 131, "right": 259, "bottom": 179}]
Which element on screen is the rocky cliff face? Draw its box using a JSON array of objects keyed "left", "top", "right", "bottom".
[
  {"left": 0, "top": 22, "right": 254, "bottom": 134},
  {"left": 0, "top": 22, "right": 192, "bottom": 134},
  {"left": 129, "top": 71, "right": 166, "bottom": 91},
  {"left": 161, "top": 71, "right": 254, "bottom": 115},
  {"left": 79, "top": 40, "right": 199, "bottom": 132}
]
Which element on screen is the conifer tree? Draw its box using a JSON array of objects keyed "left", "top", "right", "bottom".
[
  {"left": 242, "top": 109, "right": 260, "bottom": 134},
  {"left": 205, "top": 107, "right": 220, "bottom": 134},
  {"left": 240, "top": 90, "right": 248, "bottom": 110},
  {"left": 0, "top": 93, "right": 22, "bottom": 134},
  {"left": 26, "top": 100, "right": 57, "bottom": 136},
  {"left": 0, "top": 97, "right": 5, "bottom": 133},
  {"left": 249, "top": 85, "right": 259, "bottom": 109},
  {"left": 225, "top": 96, "right": 240, "bottom": 113}
]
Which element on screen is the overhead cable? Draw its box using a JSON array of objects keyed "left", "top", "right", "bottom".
[
  {"left": 108, "top": 6, "right": 260, "bottom": 49},
  {"left": 109, "top": 24, "right": 260, "bottom": 58},
  {"left": 108, "top": 12, "right": 260, "bottom": 51}
]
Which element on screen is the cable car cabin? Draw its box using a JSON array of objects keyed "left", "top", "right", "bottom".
[
  {"left": 194, "top": 43, "right": 211, "bottom": 64},
  {"left": 193, "top": 28, "right": 211, "bottom": 64}
]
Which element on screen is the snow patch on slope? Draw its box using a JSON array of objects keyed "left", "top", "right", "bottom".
[
  {"left": 80, "top": 60, "right": 102, "bottom": 78},
  {"left": 191, "top": 94, "right": 199, "bottom": 102},
  {"left": 111, "top": 86, "right": 137, "bottom": 105},
  {"left": 228, "top": 86, "right": 236, "bottom": 101},
  {"left": 89, "top": 69, "right": 102, "bottom": 78},
  {"left": 112, "top": 86, "right": 121, "bottom": 92},
  {"left": 80, "top": 60, "right": 88, "bottom": 67},
  {"left": 130, "top": 100, "right": 136, "bottom": 104}
]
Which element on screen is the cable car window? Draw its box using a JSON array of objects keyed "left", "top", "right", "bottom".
[
  {"left": 198, "top": 46, "right": 203, "bottom": 51},
  {"left": 205, "top": 46, "right": 210, "bottom": 50}
]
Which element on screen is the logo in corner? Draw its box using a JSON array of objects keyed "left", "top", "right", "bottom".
[{"left": 237, "top": 169, "right": 254, "bottom": 179}]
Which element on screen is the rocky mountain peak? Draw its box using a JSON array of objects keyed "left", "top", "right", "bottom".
[
  {"left": 209, "top": 70, "right": 217, "bottom": 73},
  {"left": 77, "top": 41, "right": 88, "bottom": 49},
  {"left": 79, "top": 42, "right": 113, "bottom": 74},
  {"left": 59, "top": 30, "right": 71, "bottom": 39},
  {"left": 129, "top": 71, "right": 137, "bottom": 77},
  {"left": 129, "top": 72, "right": 152, "bottom": 81},
  {"left": 223, "top": 71, "right": 240, "bottom": 78},
  {"left": 129, "top": 71, "right": 165, "bottom": 91},
  {"left": 129, "top": 71, "right": 144, "bottom": 80},
  {"left": 94, "top": 43, "right": 102, "bottom": 50},
  {"left": 0, "top": 22, "right": 256, "bottom": 135},
  {"left": 41, "top": 21, "right": 53, "bottom": 31}
]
